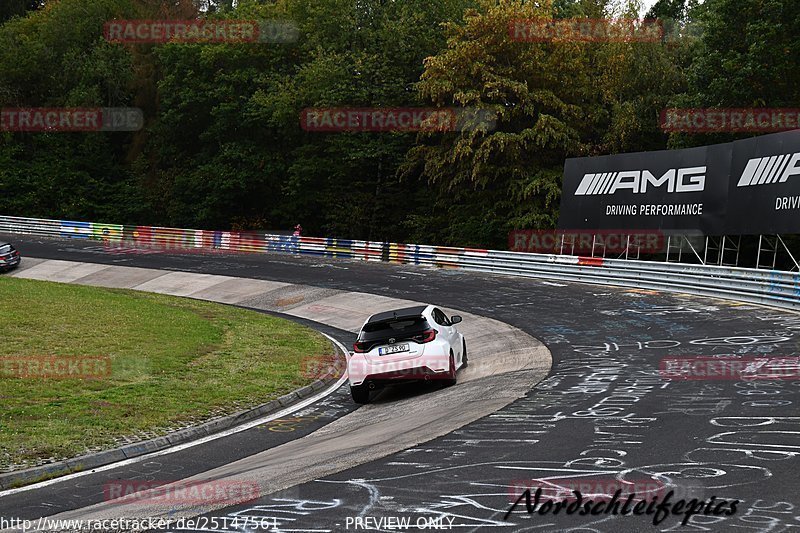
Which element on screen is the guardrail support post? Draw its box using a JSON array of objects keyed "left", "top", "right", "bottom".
[{"left": 777, "top": 235, "right": 800, "bottom": 272}]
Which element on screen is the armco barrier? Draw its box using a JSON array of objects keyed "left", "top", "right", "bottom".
[{"left": 1, "top": 215, "right": 799, "bottom": 311}]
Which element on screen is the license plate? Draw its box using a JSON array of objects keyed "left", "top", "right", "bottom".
[{"left": 378, "top": 343, "right": 409, "bottom": 356}]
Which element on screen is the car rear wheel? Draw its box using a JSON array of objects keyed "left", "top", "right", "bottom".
[
  {"left": 350, "top": 384, "right": 371, "bottom": 404},
  {"left": 461, "top": 339, "right": 468, "bottom": 368},
  {"left": 443, "top": 351, "right": 457, "bottom": 386}
]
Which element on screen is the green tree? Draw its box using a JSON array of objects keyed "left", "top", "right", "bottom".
[
  {"left": 0, "top": 0, "right": 45, "bottom": 24},
  {"left": 668, "top": 0, "right": 800, "bottom": 148},
  {"left": 143, "top": 0, "right": 471, "bottom": 236},
  {"left": 0, "top": 0, "right": 147, "bottom": 222},
  {"left": 400, "top": 0, "right": 682, "bottom": 246}
]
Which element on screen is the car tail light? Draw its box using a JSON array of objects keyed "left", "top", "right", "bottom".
[
  {"left": 353, "top": 341, "right": 368, "bottom": 353},
  {"left": 414, "top": 329, "right": 437, "bottom": 344}
]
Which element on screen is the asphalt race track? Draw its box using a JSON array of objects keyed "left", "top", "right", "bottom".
[{"left": 2, "top": 234, "right": 800, "bottom": 533}]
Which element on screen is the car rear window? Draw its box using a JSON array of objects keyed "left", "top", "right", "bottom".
[
  {"left": 359, "top": 316, "right": 430, "bottom": 342},
  {"left": 0, "top": 244, "right": 12, "bottom": 254}
]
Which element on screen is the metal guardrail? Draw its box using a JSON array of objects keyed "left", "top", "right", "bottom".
[{"left": 2, "top": 214, "right": 799, "bottom": 311}]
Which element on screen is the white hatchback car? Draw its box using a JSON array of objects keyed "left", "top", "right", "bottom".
[{"left": 348, "top": 305, "right": 467, "bottom": 404}]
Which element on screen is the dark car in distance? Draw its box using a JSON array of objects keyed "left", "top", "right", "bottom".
[{"left": 0, "top": 242, "right": 21, "bottom": 271}]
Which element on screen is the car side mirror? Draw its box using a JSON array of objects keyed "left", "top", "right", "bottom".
[{"left": 450, "top": 315, "right": 462, "bottom": 324}]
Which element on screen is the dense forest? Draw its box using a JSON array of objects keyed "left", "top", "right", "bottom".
[{"left": 0, "top": 0, "right": 798, "bottom": 249}]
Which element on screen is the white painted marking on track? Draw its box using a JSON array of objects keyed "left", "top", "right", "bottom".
[
  {"left": 460, "top": 439, "right": 540, "bottom": 443},
  {"left": 0, "top": 334, "right": 349, "bottom": 497}
]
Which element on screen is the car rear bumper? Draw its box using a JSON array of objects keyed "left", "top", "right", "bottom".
[
  {"left": 348, "top": 352, "right": 450, "bottom": 386},
  {"left": 0, "top": 258, "right": 20, "bottom": 270}
]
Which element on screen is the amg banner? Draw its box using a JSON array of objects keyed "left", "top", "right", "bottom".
[
  {"left": 558, "top": 129, "right": 800, "bottom": 235},
  {"left": 558, "top": 144, "right": 731, "bottom": 234},
  {"left": 726, "top": 129, "right": 800, "bottom": 234}
]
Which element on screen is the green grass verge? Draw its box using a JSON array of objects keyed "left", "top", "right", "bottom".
[{"left": 0, "top": 276, "right": 332, "bottom": 469}]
